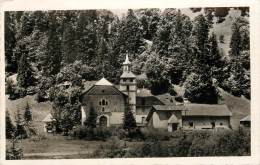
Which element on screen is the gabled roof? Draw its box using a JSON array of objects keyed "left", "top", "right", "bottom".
[
  {"left": 120, "top": 71, "right": 136, "bottom": 78},
  {"left": 168, "top": 115, "right": 179, "bottom": 123},
  {"left": 155, "top": 93, "right": 176, "bottom": 105},
  {"left": 182, "top": 104, "right": 232, "bottom": 117},
  {"left": 152, "top": 105, "right": 186, "bottom": 111},
  {"left": 81, "top": 78, "right": 126, "bottom": 97},
  {"left": 240, "top": 115, "right": 250, "bottom": 121},
  {"left": 84, "top": 85, "right": 124, "bottom": 96},
  {"left": 95, "top": 77, "right": 113, "bottom": 86},
  {"left": 43, "top": 113, "right": 55, "bottom": 122}
]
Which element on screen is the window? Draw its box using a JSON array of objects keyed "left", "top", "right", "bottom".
[
  {"left": 220, "top": 122, "right": 223, "bottom": 126},
  {"left": 102, "top": 107, "right": 105, "bottom": 112},
  {"left": 126, "top": 85, "right": 129, "bottom": 91},
  {"left": 102, "top": 99, "right": 106, "bottom": 105},
  {"left": 106, "top": 101, "right": 108, "bottom": 105},
  {"left": 99, "top": 101, "right": 101, "bottom": 105},
  {"left": 189, "top": 122, "right": 193, "bottom": 127},
  {"left": 141, "top": 98, "right": 145, "bottom": 106},
  {"left": 130, "top": 79, "right": 133, "bottom": 82}
]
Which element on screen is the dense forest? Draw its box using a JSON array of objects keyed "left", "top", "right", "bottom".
[{"left": 5, "top": 8, "right": 250, "bottom": 106}]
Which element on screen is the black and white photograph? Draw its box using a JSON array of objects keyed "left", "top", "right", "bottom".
[{"left": 1, "top": 0, "right": 258, "bottom": 163}]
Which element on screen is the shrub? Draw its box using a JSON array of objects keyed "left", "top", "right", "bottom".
[
  {"left": 26, "top": 86, "right": 37, "bottom": 95},
  {"left": 24, "top": 102, "right": 32, "bottom": 123},
  {"left": 71, "top": 126, "right": 112, "bottom": 141},
  {"left": 168, "top": 85, "right": 177, "bottom": 96},
  {"left": 130, "top": 141, "right": 168, "bottom": 157},
  {"left": 5, "top": 79, "right": 15, "bottom": 95},
  {"left": 104, "top": 137, "right": 127, "bottom": 158},
  {"left": 6, "top": 141, "right": 23, "bottom": 160},
  {"left": 6, "top": 111, "right": 15, "bottom": 139},
  {"left": 9, "top": 87, "right": 27, "bottom": 100},
  {"left": 175, "top": 95, "right": 184, "bottom": 102},
  {"left": 141, "top": 128, "right": 171, "bottom": 141}
]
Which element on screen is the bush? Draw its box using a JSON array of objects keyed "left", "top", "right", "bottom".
[
  {"left": 9, "top": 87, "right": 27, "bottom": 100},
  {"left": 6, "top": 142, "right": 23, "bottom": 160},
  {"left": 26, "top": 86, "right": 37, "bottom": 95},
  {"left": 168, "top": 85, "right": 177, "bottom": 96},
  {"left": 141, "top": 128, "right": 171, "bottom": 141},
  {"left": 71, "top": 126, "right": 112, "bottom": 141},
  {"left": 175, "top": 95, "right": 184, "bottom": 102},
  {"left": 5, "top": 79, "right": 15, "bottom": 95},
  {"left": 6, "top": 111, "right": 15, "bottom": 139},
  {"left": 130, "top": 141, "right": 168, "bottom": 157}
]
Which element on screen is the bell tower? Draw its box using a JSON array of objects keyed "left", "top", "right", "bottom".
[{"left": 120, "top": 54, "right": 136, "bottom": 118}]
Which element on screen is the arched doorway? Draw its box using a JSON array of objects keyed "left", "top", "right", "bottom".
[{"left": 99, "top": 116, "right": 107, "bottom": 127}]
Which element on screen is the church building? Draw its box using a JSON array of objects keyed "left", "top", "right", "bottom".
[
  {"left": 80, "top": 54, "right": 232, "bottom": 132},
  {"left": 80, "top": 54, "right": 164, "bottom": 127}
]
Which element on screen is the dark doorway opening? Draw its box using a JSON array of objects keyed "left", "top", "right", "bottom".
[{"left": 99, "top": 116, "right": 107, "bottom": 127}]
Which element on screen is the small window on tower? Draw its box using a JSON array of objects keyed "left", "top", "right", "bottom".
[
  {"left": 106, "top": 101, "right": 108, "bottom": 105},
  {"left": 127, "top": 85, "right": 129, "bottom": 90},
  {"left": 130, "top": 79, "right": 133, "bottom": 82},
  {"left": 99, "top": 101, "right": 101, "bottom": 105}
]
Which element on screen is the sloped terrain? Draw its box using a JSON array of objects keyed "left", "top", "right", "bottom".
[
  {"left": 219, "top": 88, "right": 250, "bottom": 129},
  {"left": 6, "top": 95, "right": 52, "bottom": 133}
]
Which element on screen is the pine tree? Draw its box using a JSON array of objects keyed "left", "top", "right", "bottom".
[
  {"left": 208, "top": 33, "right": 223, "bottom": 67},
  {"left": 6, "top": 137, "right": 24, "bottom": 160},
  {"left": 5, "top": 12, "right": 17, "bottom": 73},
  {"left": 184, "top": 14, "right": 219, "bottom": 104},
  {"left": 17, "top": 53, "right": 34, "bottom": 88},
  {"left": 123, "top": 104, "right": 137, "bottom": 130},
  {"left": 85, "top": 104, "right": 97, "bottom": 128},
  {"left": 41, "top": 12, "right": 62, "bottom": 76},
  {"left": 6, "top": 111, "right": 16, "bottom": 139},
  {"left": 135, "top": 8, "right": 160, "bottom": 40},
  {"left": 76, "top": 11, "right": 98, "bottom": 65},
  {"left": 15, "top": 110, "right": 27, "bottom": 139},
  {"left": 61, "top": 22, "right": 77, "bottom": 64},
  {"left": 118, "top": 9, "right": 145, "bottom": 58},
  {"left": 24, "top": 102, "right": 32, "bottom": 123}
]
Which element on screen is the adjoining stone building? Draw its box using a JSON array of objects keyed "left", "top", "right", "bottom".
[{"left": 80, "top": 54, "right": 232, "bottom": 131}]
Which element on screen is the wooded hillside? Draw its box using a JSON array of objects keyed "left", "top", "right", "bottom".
[{"left": 5, "top": 8, "right": 250, "bottom": 104}]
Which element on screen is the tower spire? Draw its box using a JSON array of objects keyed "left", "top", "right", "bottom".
[{"left": 123, "top": 53, "right": 131, "bottom": 65}]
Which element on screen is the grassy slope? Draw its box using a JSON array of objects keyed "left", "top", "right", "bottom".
[
  {"left": 218, "top": 88, "right": 250, "bottom": 130},
  {"left": 6, "top": 95, "right": 52, "bottom": 133}
]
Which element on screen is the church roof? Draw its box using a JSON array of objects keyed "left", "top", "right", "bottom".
[
  {"left": 120, "top": 71, "right": 136, "bottom": 78},
  {"left": 95, "top": 77, "right": 113, "bottom": 86},
  {"left": 85, "top": 85, "right": 124, "bottom": 95}
]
